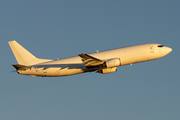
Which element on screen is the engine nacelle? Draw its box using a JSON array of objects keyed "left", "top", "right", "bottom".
[
  {"left": 97, "top": 67, "right": 117, "bottom": 74},
  {"left": 104, "top": 58, "right": 121, "bottom": 68}
]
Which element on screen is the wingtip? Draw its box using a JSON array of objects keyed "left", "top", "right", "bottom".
[{"left": 78, "top": 53, "right": 86, "bottom": 56}]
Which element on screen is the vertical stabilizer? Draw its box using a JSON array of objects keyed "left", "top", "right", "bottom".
[{"left": 8, "top": 40, "right": 51, "bottom": 65}]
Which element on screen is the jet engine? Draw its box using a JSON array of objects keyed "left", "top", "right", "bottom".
[
  {"left": 104, "top": 58, "right": 121, "bottom": 68},
  {"left": 97, "top": 67, "right": 117, "bottom": 74}
]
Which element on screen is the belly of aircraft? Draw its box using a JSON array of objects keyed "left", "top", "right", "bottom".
[{"left": 18, "top": 67, "right": 85, "bottom": 77}]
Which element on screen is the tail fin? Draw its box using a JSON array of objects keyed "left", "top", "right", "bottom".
[{"left": 9, "top": 40, "right": 52, "bottom": 65}]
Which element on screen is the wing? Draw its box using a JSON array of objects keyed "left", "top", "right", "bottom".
[{"left": 78, "top": 53, "right": 104, "bottom": 66}]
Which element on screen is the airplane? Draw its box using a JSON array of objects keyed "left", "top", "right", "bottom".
[{"left": 8, "top": 40, "right": 172, "bottom": 77}]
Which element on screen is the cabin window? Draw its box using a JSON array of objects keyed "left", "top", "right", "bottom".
[{"left": 158, "top": 45, "right": 164, "bottom": 47}]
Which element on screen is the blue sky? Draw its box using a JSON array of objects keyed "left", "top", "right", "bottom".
[{"left": 1, "top": 0, "right": 180, "bottom": 120}]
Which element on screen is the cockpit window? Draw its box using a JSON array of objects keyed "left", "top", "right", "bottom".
[{"left": 158, "top": 45, "right": 164, "bottom": 47}]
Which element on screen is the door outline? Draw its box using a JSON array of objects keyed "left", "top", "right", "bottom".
[{"left": 149, "top": 45, "right": 154, "bottom": 53}]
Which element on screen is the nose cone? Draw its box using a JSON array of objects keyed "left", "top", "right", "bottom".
[
  {"left": 162, "top": 46, "right": 172, "bottom": 56},
  {"left": 165, "top": 47, "right": 172, "bottom": 54}
]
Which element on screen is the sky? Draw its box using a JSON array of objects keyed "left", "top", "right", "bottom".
[{"left": 0, "top": 0, "right": 180, "bottom": 120}]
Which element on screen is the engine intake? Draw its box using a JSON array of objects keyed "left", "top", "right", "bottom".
[
  {"left": 97, "top": 67, "right": 117, "bottom": 74},
  {"left": 104, "top": 58, "right": 121, "bottom": 68}
]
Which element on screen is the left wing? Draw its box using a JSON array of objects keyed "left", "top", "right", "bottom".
[{"left": 78, "top": 53, "right": 104, "bottom": 66}]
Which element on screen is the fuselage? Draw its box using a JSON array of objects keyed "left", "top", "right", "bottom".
[{"left": 17, "top": 43, "right": 172, "bottom": 77}]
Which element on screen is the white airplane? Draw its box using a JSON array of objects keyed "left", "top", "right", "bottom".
[{"left": 9, "top": 40, "right": 172, "bottom": 77}]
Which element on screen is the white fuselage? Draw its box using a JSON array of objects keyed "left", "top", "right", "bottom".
[{"left": 17, "top": 44, "right": 172, "bottom": 77}]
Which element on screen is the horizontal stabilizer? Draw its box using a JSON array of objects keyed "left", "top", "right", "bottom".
[{"left": 12, "top": 64, "right": 31, "bottom": 70}]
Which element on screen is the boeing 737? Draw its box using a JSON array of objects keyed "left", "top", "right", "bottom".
[{"left": 9, "top": 40, "right": 172, "bottom": 77}]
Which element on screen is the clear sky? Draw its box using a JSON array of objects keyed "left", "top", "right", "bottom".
[{"left": 1, "top": 0, "right": 180, "bottom": 120}]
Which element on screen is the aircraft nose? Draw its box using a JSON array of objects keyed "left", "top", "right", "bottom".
[{"left": 164, "top": 46, "right": 172, "bottom": 54}]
